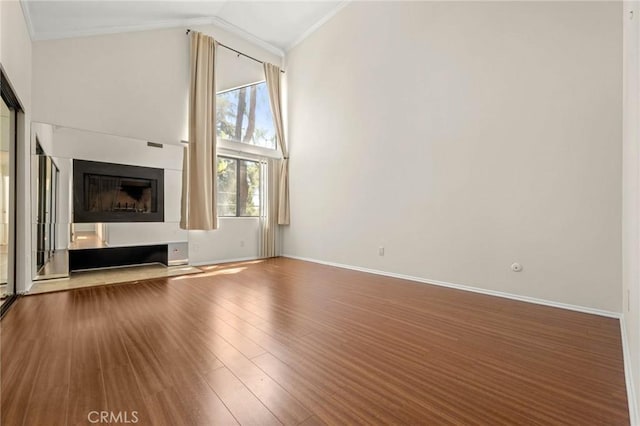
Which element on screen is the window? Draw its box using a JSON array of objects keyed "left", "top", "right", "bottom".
[
  {"left": 217, "top": 157, "right": 261, "bottom": 217},
  {"left": 217, "top": 81, "right": 276, "bottom": 150}
]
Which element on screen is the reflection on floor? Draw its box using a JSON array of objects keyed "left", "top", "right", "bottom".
[
  {"left": 68, "top": 231, "right": 107, "bottom": 250},
  {"left": 0, "top": 243, "right": 8, "bottom": 306},
  {"left": 0, "top": 243, "right": 7, "bottom": 285},
  {"left": 28, "top": 263, "right": 203, "bottom": 295},
  {"left": 36, "top": 249, "right": 69, "bottom": 278}
]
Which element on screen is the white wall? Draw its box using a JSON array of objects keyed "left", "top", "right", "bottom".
[
  {"left": 32, "top": 25, "right": 281, "bottom": 145},
  {"left": 282, "top": 1, "right": 622, "bottom": 313},
  {"left": 1, "top": 1, "right": 31, "bottom": 111},
  {"left": 37, "top": 124, "right": 187, "bottom": 245},
  {"left": 45, "top": 127, "right": 183, "bottom": 170},
  {"left": 1, "top": 0, "right": 32, "bottom": 293},
  {"left": 189, "top": 218, "right": 259, "bottom": 265},
  {"left": 623, "top": 1, "right": 640, "bottom": 420},
  {"left": 31, "top": 24, "right": 282, "bottom": 267}
]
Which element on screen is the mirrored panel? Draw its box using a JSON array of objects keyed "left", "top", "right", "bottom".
[
  {"left": 31, "top": 122, "right": 187, "bottom": 281},
  {"left": 1, "top": 92, "right": 16, "bottom": 310}
]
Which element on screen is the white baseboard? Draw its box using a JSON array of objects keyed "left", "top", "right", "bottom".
[
  {"left": 190, "top": 256, "right": 261, "bottom": 267},
  {"left": 282, "top": 254, "right": 621, "bottom": 319},
  {"left": 620, "top": 316, "right": 639, "bottom": 425},
  {"left": 19, "top": 283, "right": 33, "bottom": 295}
]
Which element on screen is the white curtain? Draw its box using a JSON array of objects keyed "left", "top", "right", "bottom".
[
  {"left": 259, "top": 158, "right": 279, "bottom": 258},
  {"left": 181, "top": 31, "right": 218, "bottom": 230},
  {"left": 263, "top": 63, "right": 290, "bottom": 225}
]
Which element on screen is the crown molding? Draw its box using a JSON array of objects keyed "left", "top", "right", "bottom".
[
  {"left": 19, "top": 0, "right": 36, "bottom": 41},
  {"left": 286, "top": 0, "right": 350, "bottom": 52},
  {"left": 206, "top": 15, "right": 284, "bottom": 57},
  {"left": 19, "top": 0, "right": 345, "bottom": 57},
  {"left": 20, "top": 5, "right": 284, "bottom": 58}
]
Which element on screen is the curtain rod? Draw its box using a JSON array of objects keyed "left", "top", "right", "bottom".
[{"left": 186, "top": 29, "right": 285, "bottom": 74}]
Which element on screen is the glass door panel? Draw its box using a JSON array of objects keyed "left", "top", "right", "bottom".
[{"left": 0, "top": 96, "right": 14, "bottom": 307}]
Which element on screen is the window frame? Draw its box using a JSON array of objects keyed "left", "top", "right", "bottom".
[
  {"left": 216, "top": 80, "right": 281, "bottom": 159},
  {"left": 217, "top": 155, "right": 261, "bottom": 218}
]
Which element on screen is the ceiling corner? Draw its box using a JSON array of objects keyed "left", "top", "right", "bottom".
[
  {"left": 208, "top": 16, "right": 285, "bottom": 58},
  {"left": 285, "top": 0, "right": 350, "bottom": 53},
  {"left": 19, "top": 0, "right": 36, "bottom": 41}
]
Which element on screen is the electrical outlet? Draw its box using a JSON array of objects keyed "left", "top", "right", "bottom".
[
  {"left": 378, "top": 246, "right": 384, "bottom": 256},
  {"left": 240, "top": 240, "right": 245, "bottom": 247},
  {"left": 628, "top": 289, "right": 632, "bottom": 312}
]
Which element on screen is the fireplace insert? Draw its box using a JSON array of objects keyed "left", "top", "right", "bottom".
[{"left": 73, "top": 160, "right": 164, "bottom": 223}]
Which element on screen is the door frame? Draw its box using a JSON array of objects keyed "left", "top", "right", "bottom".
[{"left": 1, "top": 67, "right": 22, "bottom": 318}]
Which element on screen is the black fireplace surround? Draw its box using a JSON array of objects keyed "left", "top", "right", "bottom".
[{"left": 73, "top": 159, "right": 164, "bottom": 223}]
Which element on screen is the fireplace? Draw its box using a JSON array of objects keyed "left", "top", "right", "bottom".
[{"left": 73, "top": 160, "right": 164, "bottom": 223}]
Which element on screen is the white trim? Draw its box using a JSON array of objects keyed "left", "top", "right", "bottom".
[
  {"left": 621, "top": 316, "right": 639, "bottom": 425},
  {"left": 218, "top": 79, "right": 266, "bottom": 96},
  {"left": 19, "top": 0, "right": 36, "bottom": 41},
  {"left": 217, "top": 149, "right": 269, "bottom": 163},
  {"left": 19, "top": 0, "right": 346, "bottom": 55},
  {"left": 281, "top": 254, "right": 622, "bottom": 319},
  {"left": 23, "top": 14, "right": 211, "bottom": 41},
  {"left": 207, "top": 16, "right": 285, "bottom": 58},
  {"left": 190, "top": 256, "right": 261, "bottom": 267},
  {"left": 218, "top": 140, "right": 281, "bottom": 160},
  {"left": 286, "top": 1, "right": 351, "bottom": 52},
  {"left": 22, "top": 12, "right": 285, "bottom": 58}
]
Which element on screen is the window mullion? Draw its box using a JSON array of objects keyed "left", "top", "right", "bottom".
[{"left": 236, "top": 159, "right": 241, "bottom": 217}]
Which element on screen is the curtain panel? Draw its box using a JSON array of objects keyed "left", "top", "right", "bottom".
[
  {"left": 259, "top": 159, "right": 279, "bottom": 258},
  {"left": 181, "top": 31, "right": 218, "bottom": 230},
  {"left": 263, "top": 63, "right": 290, "bottom": 225}
]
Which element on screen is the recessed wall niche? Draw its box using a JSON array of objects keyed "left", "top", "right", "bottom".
[{"left": 30, "top": 122, "right": 187, "bottom": 281}]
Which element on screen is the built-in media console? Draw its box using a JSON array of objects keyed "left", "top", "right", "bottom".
[
  {"left": 69, "top": 159, "right": 176, "bottom": 272},
  {"left": 69, "top": 245, "right": 169, "bottom": 272}
]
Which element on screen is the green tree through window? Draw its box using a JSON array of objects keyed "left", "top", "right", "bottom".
[
  {"left": 217, "top": 157, "right": 260, "bottom": 217},
  {"left": 217, "top": 82, "right": 276, "bottom": 150}
]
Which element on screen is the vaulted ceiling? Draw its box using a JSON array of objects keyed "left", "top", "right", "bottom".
[{"left": 21, "top": 1, "right": 346, "bottom": 54}]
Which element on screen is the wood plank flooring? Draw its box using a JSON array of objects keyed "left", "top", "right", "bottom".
[{"left": 1, "top": 257, "right": 629, "bottom": 425}]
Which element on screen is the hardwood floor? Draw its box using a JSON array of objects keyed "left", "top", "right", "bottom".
[{"left": 1, "top": 257, "right": 629, "bottom": 425}]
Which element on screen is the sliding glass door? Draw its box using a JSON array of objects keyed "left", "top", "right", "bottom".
[{"left": 0, "top": 78, "right": 18, "bottom": 314}]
